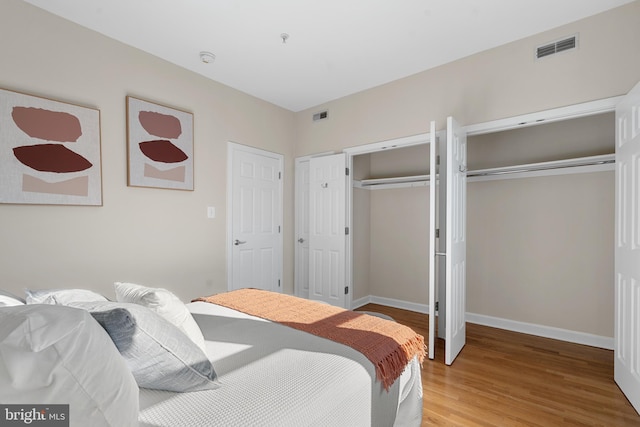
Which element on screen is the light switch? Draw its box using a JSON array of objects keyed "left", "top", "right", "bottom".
[{"left": 207, "top": 206, "right": 216, "bottom": 219}]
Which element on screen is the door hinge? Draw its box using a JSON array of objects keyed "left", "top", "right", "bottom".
[
  {"left": 345, "top": 286, "right": 349, "bottom": 295},
  {"left": 435, "top": 228, "right": 440, "bottom": 238},
  {"left": 278, "top": 226, "right": 281, "bottom": 233},
  {"left": 435, "top": 301, "right": 439, "bottom": 312},
  {"left": 345, "top": 227, "right": 350, "bottom": 235},
  {"left": 278, "top": 171, "right": 282, "bottom": 179},
  {"left": 345, "top": 167, "right": 350, "bottom": 176},
  {"left": 278, "top": 279, "right": 281, "bottom": 288},
  {"left": 436, "top": 155, "right": 440, "bottom": 166}
]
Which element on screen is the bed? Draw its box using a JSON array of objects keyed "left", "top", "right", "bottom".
[{"left": 0, "top": 286, "right": 424, "bottom": 427}]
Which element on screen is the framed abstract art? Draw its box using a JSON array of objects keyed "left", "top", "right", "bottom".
[
  {"left": 126, "top": 96, "right": 194, "bottom": 190},
  {"left": 0, "top": 88, "right": 102, "bottom": 206}
]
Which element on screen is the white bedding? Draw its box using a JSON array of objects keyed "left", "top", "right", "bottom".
[{"left": 139, "top": 301, "right": 423, "bottom": 427}]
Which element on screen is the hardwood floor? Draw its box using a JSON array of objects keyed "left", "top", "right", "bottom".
[{"left": 356, "top": 304, "right": 640, "bottom": 427}]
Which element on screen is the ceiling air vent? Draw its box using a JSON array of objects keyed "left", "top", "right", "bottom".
[
  {"left": 536, "top": 35, "right": 578, "bottom": 59},
  {"left": 313, "top": 110, "right": 328, "bottom": 121}
]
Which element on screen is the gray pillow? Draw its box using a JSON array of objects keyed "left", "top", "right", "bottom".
[{"left": 71, "top": 301, "right": 219, "bottom": 393}]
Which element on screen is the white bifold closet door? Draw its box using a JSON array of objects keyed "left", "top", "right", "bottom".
[
  {"left": 428, "top": 121, "right": 437, "bottom": 360},
  {"left": 614, "top": 80, "right": 640, "bottom": 414},
  {"left": 428, "top": 117, "right": 467, "bottom": 365},
  {"left": 444, "top": 116, "right": 467, "bottom": 366}
]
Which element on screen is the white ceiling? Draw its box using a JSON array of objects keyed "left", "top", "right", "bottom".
[{"left": 23, "top": 0, "right": 634, "bottom": 112}]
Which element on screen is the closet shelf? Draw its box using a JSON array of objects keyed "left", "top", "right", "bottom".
[{"left": 354, "top": 154, "right": 615, "bottom": 189}]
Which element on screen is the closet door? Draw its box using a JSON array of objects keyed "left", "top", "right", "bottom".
[
  {"left": 445, "top": 116, "right": 467, "bottom": 365},
  {"left": 428, "top": 121, "right": 437, "bottom": 360},
  {"left": 614, "top": 81, "right": 640, "bottom": 414},
  {"left": 309, "top": 153, "right": 347, "bottom": 307},
  {"left": 294, "top": 157, "right": 311, "bottom": 298}
]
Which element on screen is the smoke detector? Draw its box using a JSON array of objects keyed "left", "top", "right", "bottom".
[{"left": 200, "top": 51, "right": 216, "bottom": 64}]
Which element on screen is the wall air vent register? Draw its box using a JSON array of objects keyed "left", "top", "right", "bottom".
[
  {"left": 536, "top": 35, "right": 578, "bottom": 59},
  {"left": 313, "top": 110, "right": 328, "bottom": 121}
]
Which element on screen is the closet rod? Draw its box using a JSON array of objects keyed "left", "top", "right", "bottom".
[
  {"left": 355, "top": 154, "right": 615, "bottom": 189},
  {"left": 466, "top": 154, "right": 615, "bottom": 178}
]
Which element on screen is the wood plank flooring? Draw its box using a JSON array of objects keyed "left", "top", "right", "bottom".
[{"left": 356, "top": 304, "right": 640, "bottom": 427}]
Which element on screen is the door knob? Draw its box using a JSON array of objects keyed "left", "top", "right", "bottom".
[
  {"left": 234, "top": 239, "right": 247, "bottom": 246},
  {"left": 298, "top": 238, "right": 305, "bottom": 243}
]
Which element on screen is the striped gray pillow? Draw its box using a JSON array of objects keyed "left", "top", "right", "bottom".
[{"left": 71, "top": 301, "right": 219, "bottom": 393}]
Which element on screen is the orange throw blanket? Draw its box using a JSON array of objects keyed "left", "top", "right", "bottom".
[{"left": 193, "top": 289, "right": 425, "bottom": 391}]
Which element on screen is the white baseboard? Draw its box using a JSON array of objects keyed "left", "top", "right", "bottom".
[
  {"left": 352, "top": 295, "right": 613, "bottom": 350},
  {"left": 466, "top": 312, "right": 614, "bottom": 350},
  {"left": 350, "top": 295, "right": 371, "bottom": 309},
  {"left": 352, "top": 295, "right": 429, "bottom": 314}
]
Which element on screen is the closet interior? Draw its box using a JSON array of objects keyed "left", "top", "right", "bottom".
[{"left": 350, "top": 111, "right": 615, "bottom": 340}]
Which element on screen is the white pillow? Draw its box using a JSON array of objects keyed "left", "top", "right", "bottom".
[
  {"left": 114, "top": 282, "right": 206, "bottom": 353},
  {"left": 0, "top": 290, "right": 25, "bottom": 307},
  {"left": 25, "top": 288, "right": 108, "bottom": 305},
  {"left": 71, "top": 301, "right": 219, "bottom": 393},
  {"left": 0, "top": 304, "right": 139, "bottom": 426}
]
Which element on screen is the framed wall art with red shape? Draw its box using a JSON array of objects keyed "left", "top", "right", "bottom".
[
  {"left": 0, "top": 88, "right": 102, "bottom": 206},
  {"left": 126, "top": 96, "right": 194, "bottom": 191}
]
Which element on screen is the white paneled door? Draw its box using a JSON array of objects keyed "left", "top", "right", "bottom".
[
  {"left": 445, "top": 116, "right": 467, "bottom": 366},
  {"left": 428, "top": 121, "right": 437, "bottom": 360},
  {"left": 228, "top": 143, "right": 283, "bottom": 292},
  {"left": 309, "top": 153, "right": 347, "bottom": 307},
  {"left": 294, "top": 157, "right": 311, "bottom": 299},
  {"left": 614, "top": 81, "right": 640, "bottom": 414}
]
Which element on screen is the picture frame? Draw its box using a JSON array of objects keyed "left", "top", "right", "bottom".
[
  {"left": 126, "top": 96, "right": 194, "bottom": 190},
  {"left": 0, "top": 88, "right": 102, "bottom": 206}
]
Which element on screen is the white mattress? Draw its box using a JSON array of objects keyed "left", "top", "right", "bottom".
[{"left": 138, "top": 301, "right": 422, "bottom": 427}]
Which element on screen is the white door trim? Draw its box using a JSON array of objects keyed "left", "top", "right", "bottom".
[
  {"left": 227, "top": 141, "right": 284, "bottom": 292},
  {"left": 465, "top": 96, "right": 622, "bottom": 136},
  {"left": 343, "top": 133, "right": 430, "bottom": 156}
]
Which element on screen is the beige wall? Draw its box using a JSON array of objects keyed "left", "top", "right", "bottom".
[
  {"left": 369, "top": 144, "right": 430, "bottom": 178},
  {"left": 352, "top": 154, "right": 371, "bottom": 300},
  {"left": 299, "top": 2, "right": 639, "bottom": 338},
  {"left": 468, "top": 112, "right": 614, "bottom": 170},
  {"left": 352, "top": 188, "right": 370, "bottom": 300},
  {"left": 369, "top": 186, "right": 430, "bottom": 304},
  {"left": 0, "top": 0, "right": 295, "bottom": 301},
  {"left": 468, "top": 172, "right": 614, "bottom": 336},
  {"left": 294, "top": 1, "right": 640, "bottom": 156}
]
